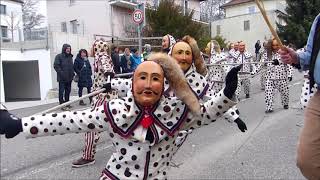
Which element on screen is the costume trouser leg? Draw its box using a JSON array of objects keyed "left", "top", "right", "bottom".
[
  {"left": 297, "top": 91, "right": 320, "bottom": 179},
  {"left": 82, "top": 96, "right": 105, "bottom": 160},
  {"left": 243, "top": 79, "right": 250, "bottom": 95},
  {"left": 83, "top": 131, "right": 100, "bottom": 160},
  {"left": 260, "top": 72, "right": 266, "bottom": 89},
  {"left": 235, "top": 81, "right": 242, "bottom": 100},
  {"left": 276, "top": 79, "right": 289, "bottom": 107},
  {"left": 265, "top": 79, "right": 275, "bottom": 111}
]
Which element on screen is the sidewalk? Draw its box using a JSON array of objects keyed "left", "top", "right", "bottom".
[{"left": 3, "top": 96, "right": 79, "bottom": 111}]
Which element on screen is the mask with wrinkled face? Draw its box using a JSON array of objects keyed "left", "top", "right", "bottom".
[
  {"left": 133, "top": 61, "right": 164, "bottom": 107},
  {"left": 171, "top": 42, "right": 193, "bottom": 72},
  {"left": 272, "top": 39, "right": 280, "bottom": 52},
  {"left": 239, "top": 42, "right": 246, "bottom": 53}
]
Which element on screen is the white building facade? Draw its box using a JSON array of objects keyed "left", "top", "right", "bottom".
[
  {"left": 0, "top": 0, "right": 24, "bottom": 42},
  {"left": 1, "top": 0, "right": 52, "bottom": 102},
  {"left": 211, "top": 0, "right": 286, "bottom": 54}
]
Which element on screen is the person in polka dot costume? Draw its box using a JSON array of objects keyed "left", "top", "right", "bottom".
[
  {"left": 72, "top": 39, "right": 119, "bottom": 168},
  {"left": 258, "top": 42, "right": 268, "bottom": 90},
  {"left": 252, "top": 38, "right": 293, "bottom": 113},
  {"left": 161, "top": 34, "right": 176, "bottom": 54},
  {"left": 167, "top": 36, "right": 247, "bottom": 149},
  {"left": 228, "top": 41, "right": 240, "bottom": 63},
  {"left": 109, "top": 35, "right": 247, "bottom": 152},
  {"left": 203, "top": 39, "right": 246, "bottom": 128},
  {"left": 0, "top": 52, "right": 241, "bottom": 180},
  {"left": 234, "top": 41, "right": 254, "bottom": 99}
]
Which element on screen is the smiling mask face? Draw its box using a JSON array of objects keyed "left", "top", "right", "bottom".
[
  {"left": 133, "top": 61, "right": 164, "bottom": 107},
  {"left": 171, "top": 42, "right": 193, "bottom": 72}
]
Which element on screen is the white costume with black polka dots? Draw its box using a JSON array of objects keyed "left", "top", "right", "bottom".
[
  {"left": 258, "top": 50, "right": 267, "bottom": 90},
  {"left": 228, "top": 49, "right": 239, "bottom": 63},
  {"left": 300, "top": 71, "right": 318, "bottom": 109},
  {"left": 234, "top": 51, "right": 253, "bottom": 98},
  {"left": 255, "top": 52, "right": 293, "bottom": 111},
  {"left": 207, "top": 52, "right": 227, "bottom": 91},
  {"left": 205, "top": 49, "right": 240, "bottom": 123},
  {"left": 82, "top": 40, "right": 118, "bottom": 161},
  {"left": 22, "top": 91, "right": 236, "bottom": 180}
]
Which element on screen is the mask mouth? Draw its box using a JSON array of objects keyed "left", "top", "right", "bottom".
[
  {"left": 178, "top": 61, "right": 190, "bottom": 66},
  {"left": 138, "top": 89, "right": 159, "bottom": 96}
]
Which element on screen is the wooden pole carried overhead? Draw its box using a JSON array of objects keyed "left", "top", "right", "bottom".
[{"left": 254, "top": 0, "right": 284, "bottom": 47}]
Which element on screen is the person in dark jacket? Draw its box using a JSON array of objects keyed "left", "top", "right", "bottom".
[
  {"left": 74, "top": 49, "right": 93, "bottom": 106},
  {"left": 111, "top": 46, "right": 121, "bottom": 74},
  {"left": 53, "top": 44, "right": 74, "bottom": 110},
  {"left": 120, "top": 47, "right": 132, "bottom": 74},
  {"left": 255, "top": 40, "right": 261, "bottom": 61}
]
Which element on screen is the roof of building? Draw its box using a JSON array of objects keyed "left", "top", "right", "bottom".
[
  {"left": 9, "top": 0, "right": 24, "bottom": 4},
  {"left": 221, "top": 0, "right": 254, "bottom": 8}
]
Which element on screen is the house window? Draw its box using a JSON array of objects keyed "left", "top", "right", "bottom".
[
  {"left": 1, "top": 26, "right": 8, "bottom": 38},
  {"left": 248, "top": 6, "right": 255, "bottom": 14},
  {"left": 61, "top": 22, "right": 67, "bottom": 32},
  {"left": 244, "top": 20, "right": 250, "bottom": 31},
  {"left": 0, "top": 4, "right": 6, "bottom": 15},
  {"left": 216, "top": 25, "right": 221, "bottom": 35},
  {"left": 70, "top": 20, "right": 78, "bottom": 34}
]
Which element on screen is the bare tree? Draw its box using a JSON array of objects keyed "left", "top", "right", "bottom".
[
  {"left": 3, "top": 11, "right": 21, "bottom": 41},
  {"left": 22, "top": 0, "right": 44, "bottom": 31},
  {"left": 200, "top": 0, "right": 229, "bottom": 22}
]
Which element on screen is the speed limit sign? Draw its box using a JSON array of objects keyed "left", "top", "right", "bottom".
[{"left": 132, "top": 9, "right": 144, "bottom": 24}]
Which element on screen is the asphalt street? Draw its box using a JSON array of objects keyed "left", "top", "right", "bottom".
[{"left": 1, "top": 70, "right": 306, "bottom": 179}]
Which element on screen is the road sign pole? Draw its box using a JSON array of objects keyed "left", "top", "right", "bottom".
[
  {"left": 138, "top": 24, "right": 142, "bottom": 55},
  {"left": 132, "top": 3, "right": 144, "bottom": 55}
]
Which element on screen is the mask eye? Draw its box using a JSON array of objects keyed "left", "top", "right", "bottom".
[
  {"left": 153, "top": 77, "right": 159, "bottom": 81},
  {"left": 140, "top": 76, "right": 146, "bottom": 80}
]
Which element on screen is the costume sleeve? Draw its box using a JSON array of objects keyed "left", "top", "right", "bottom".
[
  {"left": 53, "top": 54, "right": 63, "bottom": 75},
  {"left": 111, "top": 78, "right": 132, "bottom": 97},
  {"left": 73, "top": 59, "right": 81, "bottom": 75},
  {"left": 182, "top": 90, "right": 237, "bottom": 130},
  {"left": 21, "top": 105, "right": 109, "bottom": 138}
]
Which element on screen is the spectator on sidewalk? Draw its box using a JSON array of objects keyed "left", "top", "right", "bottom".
[
  {"left": 73, "top": 49, "right": 93, "bottom": 106},
  {"left": 255, "top": 40, "right": 261, "bottom": 61},
  {"left": 142, "top": 44, "right": 152, "bottom": 61},
  {"left": 120, "top": 47, "right": 132, "bottom": 74},
  {"left": 130, "top": 48, "right": 142, "bottom": 71},
  {"left": 111, "top": 46, "right": 121, "bottom": 74},
  {"left": 279, "top": 13, "right": 320, "bottom": 179},
  {"left": 53, "top": 44, "right": 74, "bottom": 111}
]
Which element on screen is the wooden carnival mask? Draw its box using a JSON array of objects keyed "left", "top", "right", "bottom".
[
  {"left": 272, "top": 39, "right": 280, "bottom": 52},
  {"left": 238, "top": 42, "right": 246, "bottom": 53},
  {"left": 133, "top": 61, "right": 164, "bottom": 107},
  {"left": 171, "top": 41, "right": 193, "bottom": 72}
]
